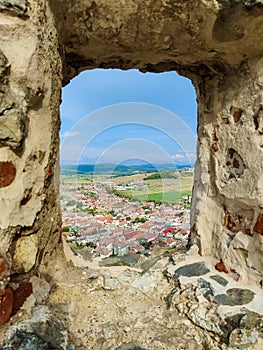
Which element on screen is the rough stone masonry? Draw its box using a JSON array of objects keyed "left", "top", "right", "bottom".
[{"left": 0, "top": 0, "right": 263, "bottom": 334}]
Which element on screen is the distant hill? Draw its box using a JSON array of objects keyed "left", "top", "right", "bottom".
[
  {"left": 144, "top": 171, "right": 178, "bottom": 180},
  {"left": 60, "top": 163, "right": 193, "bottom": 176}
]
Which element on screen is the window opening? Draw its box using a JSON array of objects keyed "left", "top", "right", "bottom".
[{"left": 60, "top": 69, "right": 197, "bottom": 263}]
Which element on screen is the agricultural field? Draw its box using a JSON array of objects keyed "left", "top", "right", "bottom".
[
  {"left": 60, "top": 174, "right": 93, "bottom": 184},
  {"left": 60, "top": 169, "right": 194, "bottom": 204},
  {"left": 108, "top": 171, "right": 193, "bottom": 204}
]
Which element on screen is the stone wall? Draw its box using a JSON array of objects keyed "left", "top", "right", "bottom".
[
  {"left": 0, "top": 0, "right": 263, "bottom": 324},
  {"left": 191, "top": 60, "right": 263, "bottom": 284},
  {"left": 0, "top": 0, "right": 62, "bottom": 291}
]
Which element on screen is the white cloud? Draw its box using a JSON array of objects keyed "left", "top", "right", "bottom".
[
  {"left": 62, "top": 131, "right": 79, "bottom": 138},
  {"left": 170, "top": 153, "right": 196, "bottom": 164},
  {"left": 171, "top": 154, "right": 185, "bottom": 160}
]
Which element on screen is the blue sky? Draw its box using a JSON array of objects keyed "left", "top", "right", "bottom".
[{"left": 60, "top": 69, "right": 197, "bottom": 165}]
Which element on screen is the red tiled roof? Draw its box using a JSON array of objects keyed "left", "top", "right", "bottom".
[
  {"left": 134, "top": 233, "right": 145, "bottom": 240},
  {"left": 164, "top": 238, "right": 176, "bottom": 244},
  {"left": 94, "top": 216, "right": 113, "bottom": 223},
  {"left": 163, "top": 227, "right": 173, "bottom": 234},
  {"left": 125, "top": 231, "right": 137, "bottom": 239}
]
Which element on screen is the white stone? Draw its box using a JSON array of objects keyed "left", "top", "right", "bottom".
[
  {"left": 231, "top": 231, "right": 251, "bottom": 250},
  {"left": 131, "top": 272, "right": 159, "bottom": 292},
  {"left": 13, "top": 234, "right": 39, "bottom": 273}
]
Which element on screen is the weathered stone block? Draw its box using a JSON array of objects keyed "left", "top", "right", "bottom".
[
  {"left": 231, "top": 231, "right": 251, "bottom": 250},
  {"left": 0, "top": 50, "right": 26, "bottom": 148},
  {"left": 229, "top": 328, "right": 259, "bottom": 348},
  {"left": 217, "top": 0, "right": 263, "bottom": 8},
  {"left": 0, "top": 109, "right": 25, "bottom": 148},
  {"left": 13, "top": 235, "right": 39, "bottom": 273},
  {"left": 1, "top": 306, "right": 71, "bottom": 349},
  {"left": 174, "top": 262, "right": 210, "bottom": 278},
  {"left": 215, "top": 288, "right": 255, "bottom": 306},
  {"left": 210, "top": 275, "right": 228, "bottom": 286},
  {"left": 0, "top": 0, "right": 28, "bottom": 17}
]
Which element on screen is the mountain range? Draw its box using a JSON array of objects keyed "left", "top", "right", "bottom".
[{"left": 60, "top": 163, "right": 193, "bottom": 176}]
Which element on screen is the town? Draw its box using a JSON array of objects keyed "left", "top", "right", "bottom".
[{"left": 60, "top": 176, "right": 191, "bottom": 260}]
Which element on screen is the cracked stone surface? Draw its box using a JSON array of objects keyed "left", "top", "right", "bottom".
[
  {"left": 0, "top": 245, "right": 262, "bottom": 349},
  {"left": 39, "top": 250, "right": 263, "bottom": 349},
  {"left": 197, "top": 278, "right": 215, "bottom": 300},
  {"left": 1, "top": 306, "right": 72, "bottom": 350},
  {"left": 0, "top": 0, "right": 28, "bottom": 17},
  {"left": 0, "top": 49, "right": 26, "bottom": 149},
  {"left": 174, "top": 262, "right": 210, "bottom": 277},
  {"left": 210, "top": 275, "right": 229, "bottom": 287},
  {"left": 215, "top": 288, "right": 255, "bottom": 306}
]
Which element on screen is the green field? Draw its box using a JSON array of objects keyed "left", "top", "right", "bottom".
[
  {"left": 109, "top": 172, "right": 193, "bottom": 203},
  {"left": 60, "top": 174, "right": 93, "bottom": 184},
  {"left": 112, "top": 189, "right": 192, "bottom": 203},
  {"left": 61, "top": 170, "right": 194, "bottom": 204},
  {"left": 135, "top": 191, "right": 192, "bottom": 202}
]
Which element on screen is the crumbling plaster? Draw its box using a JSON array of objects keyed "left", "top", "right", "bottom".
[{"left": 0, "top": 0, "right": 263, "bottom": 301}]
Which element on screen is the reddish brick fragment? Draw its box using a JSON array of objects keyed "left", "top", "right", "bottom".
[
  {"left": 226, "top": 213, "right": 236, "bottom": 231},
  {"left": 215, "top": 260, "right": 228, "bottom": 274},
  {"left": 0, "top": 287, "right": 14, "bottom": 325},
  {"left": 243, "top": 228, "right": 252, "bottom": 235},
  {"left": 254, "top": 214, "right": 263, "bottom": 235},
  {"left": 0, "top": 161, "right": 16, "bottom": 188},
  {"left": 58, "top": 229, "right": 63, "bottom": 244},
  {"left": 0, "top": 256, "right": 10, "bottom": 280},
  {"left": 233, "top": 109, "right": 243, "bottom": 123},
  {"left": 233, "top": 158, "right": 240, "bottom": 169},
  {"left": 38, "top": 249, "right": 45, "bottom": 264},
  {"left": 47, "top": 165, "right": 53, "bottom": 177},
  {"left": 212, "top": 143, "right": 219, "bottom": 152},
  {"left": 224, "top": 210, "right": 252, "bottom": 235},
  {"left": 212, "top": 130, "right": 219, "bottom": 142},
  {"left": 12, "top": 282, "right": 33, "bottom": 316}
]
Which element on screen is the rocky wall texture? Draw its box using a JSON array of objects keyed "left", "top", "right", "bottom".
[
  {"left": 0, "top": 0, "right": 62, "bottom": 318},
  {"left": 0, "top": 0, "right": 263, "bottom": 335},
  {"left": 191, "top": 60, "right": 263, "bottom": 284}
]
